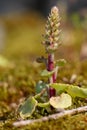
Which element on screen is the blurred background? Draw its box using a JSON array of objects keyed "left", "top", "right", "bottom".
[{"left": 0, "top": 0, "right": 87, "bottom": 61}]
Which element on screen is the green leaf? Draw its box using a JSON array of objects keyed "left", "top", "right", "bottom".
[
  {"left": 18, "top": 97, "right": 37, "bottom": 119},
  {"left": 35, "top": 81, "right": 47, "bottom": 94},
  {"left": 41, "top": 69, "right": 54, "bottom": 77},
  {"left": 36, "top": 56, "right": 47, "bottom": 64},
  {"left": 49, "top": 93, "right": 72, "bottom": 109},
  {"left": 51, "top": 83, "right": 67, "bottom": 94},
  {"left": 66, "top": 85, "right": 87, "bottom": 98},
  {"left": 51, "top": 83, "right": 87, "bottom": 98},
  {"left": 55, "top": 59, "right": 66, "bottom": 66}
]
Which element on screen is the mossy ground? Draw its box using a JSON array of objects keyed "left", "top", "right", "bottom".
[{"left": 0, "top": 12, "right": 87, "bottom": 129}]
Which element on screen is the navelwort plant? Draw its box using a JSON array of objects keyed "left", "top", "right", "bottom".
[{"left": 18, "top": 6, "right": 87, "bottom": 119}]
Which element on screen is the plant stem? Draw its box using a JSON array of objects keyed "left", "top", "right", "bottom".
[
  {"left": 47, "top": 53, "right": 56, "bottom": 97},
  {"left": 43, "top": 6, "right": 60, "bottom": 98},
  {"left": 47, "top": 54, "right": 56, "bottom": 83},
  {"left": 38, "top": 102, "right": 50, "bottom": 107}
]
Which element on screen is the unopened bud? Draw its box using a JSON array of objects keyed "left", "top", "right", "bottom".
[{"left": 51, "top": 6, "right": 59, "bottom": 14}]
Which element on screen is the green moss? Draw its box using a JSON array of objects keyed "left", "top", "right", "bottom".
[
  {"left": 1, "top": 113, "right": 87, "bottom": 130},
  {"left": 0, "top": 60, "right": 87, "bottom": 130}
]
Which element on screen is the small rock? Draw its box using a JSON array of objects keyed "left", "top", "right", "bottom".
[
  {"left": 10, "top": 103, "right": 17, "bottom": 109},
  {"left": 62, "top": 77, "right": 69, "bottom": 83},
  {"left": 70, "top": 74, "right": 77, "bottom": 83}
]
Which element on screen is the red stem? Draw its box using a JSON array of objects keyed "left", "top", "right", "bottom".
[{"left": 47, "top": 54, "right": 56, "bottom": 97}]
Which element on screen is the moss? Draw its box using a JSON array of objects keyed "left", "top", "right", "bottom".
[
  {"left": 0, "top": 60, "right": 87, "bottom": 130},
  {"left": 1, "top": 113, "right": 87, "bottom": 130}
]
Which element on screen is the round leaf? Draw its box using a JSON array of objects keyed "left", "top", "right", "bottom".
[
  {"left": 49, "top": 93, "right": 72, "bottom": 109},
  {"left": 18, "top": 97, "right": 37, "bottom": 119},
  {"left": 51, "top": 83, "right": 67, "bottom": 94}
]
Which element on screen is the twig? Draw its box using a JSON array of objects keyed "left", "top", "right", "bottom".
[{"left": 13, "top": 106, "right": 87, "bottom": 127}]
